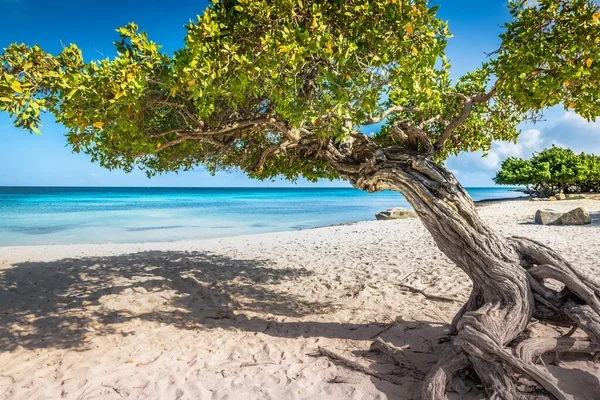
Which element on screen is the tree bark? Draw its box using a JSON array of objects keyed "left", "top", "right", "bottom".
[{"left": 331, "top": 147, "right": 600, "bottom": 400}]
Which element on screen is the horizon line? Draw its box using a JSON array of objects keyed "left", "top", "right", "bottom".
[{"left": 0, "top": 185, "right": 521, "bottom": 189}]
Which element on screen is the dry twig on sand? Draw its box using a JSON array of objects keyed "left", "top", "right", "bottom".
[
  {"left": 397, "top": 283, "right": 459, "bottom": 303},
  {"left": 318, "top": 346, "right": 404, "bottom": 385}
]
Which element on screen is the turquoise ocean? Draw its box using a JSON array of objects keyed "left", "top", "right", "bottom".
[{"left": 0, "top": 187, "right": 523, "bottom": 246}]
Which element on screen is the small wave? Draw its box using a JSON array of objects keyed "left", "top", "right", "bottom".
[
  {"left": 125, "top": 225, "right": 186, "bottom": 232},
  {"left": 249, "top": 222, "right": 271, "bottom": 228},
  {"left": 6, "top": 225, "right": 75, "bottom": 235}
]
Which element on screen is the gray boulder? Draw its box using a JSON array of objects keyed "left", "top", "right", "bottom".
[
  {"left": 560, "top": 207, "right": 591, "bottom": 225},
  {"left": 376, "top": 207, "right": 417, "bottom": 220},
  {"left": 534, "top": 209, "right": 563, "bottom": 225}
]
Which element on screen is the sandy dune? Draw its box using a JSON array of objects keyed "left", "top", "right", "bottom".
[{"left": 1, "top": 199, "right": 599, "bottom": 399}]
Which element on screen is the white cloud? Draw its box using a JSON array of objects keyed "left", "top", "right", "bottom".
[
  {"left": 563, "top": 111, "right": 585, "bottom": 123},
  {"left": 521, "top": 129, "right": 542, "bottom": 148},
  {"left": 465, "top": 129, "right": 541, "bottom": 171},
  {"left": 562, "top": 111, "right": 600, "bottom": 129},
  {"left": 494, "top": 141, "right": 523, "bottom": 157},
  {"left": 481, "top": 151, "right": 501, "bottom": 168}
]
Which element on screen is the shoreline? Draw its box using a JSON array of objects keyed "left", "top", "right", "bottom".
[
  {"left": 0, "top": 195, "right": 531, "bottom": 249},
  {"left": 474, "top": 195, "right": 530, "bottom": 205}
]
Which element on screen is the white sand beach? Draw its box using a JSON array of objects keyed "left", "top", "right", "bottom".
[{"left": 1, "top": 199, "right": 599, "bottom": 399}]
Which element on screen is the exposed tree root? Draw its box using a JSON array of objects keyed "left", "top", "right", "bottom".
[
  {"left": 330, "top": 155, "right": 600, "bottom": 399},
  {"left": 563, "top": 303, "right": 600, "bottom": 345},
  {"left": 450, "top": 288, "right": 484, "bottom": 335},
  {"left": 513, "top": 337, "right": 599, "bottom": 364},
  {"left": 440, "top": 235, "right": 600, "bottom": 400},
  {"left": 511, "top": 236, "right": 600, "bottom": 314},
  {"left": 324, "top": 233, "right": 600, "bottom": 400},
  {"left": 451, "top": 296, "right": 574, "bottom": 400},
  {"left": 417, "top": 217, "right": 600, "bottom": 399},
  {"left": 421, "top": 345, "right": 471, "bottom": 399},
  {"left": 458, "top": 322, "right": 571, "bottom": 400}
]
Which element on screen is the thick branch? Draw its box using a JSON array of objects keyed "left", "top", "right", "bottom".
[
  {"left": 419, "top": 115, "right": 446, "bottom": 128},
  {"left": 186, "top": 117, "right": 275, "bottom": 137},
  {"left": 153, "top": 117, "right": 280, "bottom": 153},
  {"left": 433, "top": 88, "right": 497, "bottom": 151},
  {"left": 395, "top": 121, "right": 434, "bottom": 156},
  {"left": 249, "top": 140, "right": 301, "bottom": 172}
]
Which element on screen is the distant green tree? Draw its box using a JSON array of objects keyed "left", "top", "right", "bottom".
[
  {"left": 577, "top": 153, "right": 600, "bottom": 192},
  {"left": 494, "top": 156, "right": 539, "bottom": 193},
  {"left": 3, "top": 1, "right": 600, "bottom": 398},
  {"left": 533, "top": 146, "right": 580, "bottom": 193},
  {"left": 495, "top": 146, "right": 600, "bottom": 196}
]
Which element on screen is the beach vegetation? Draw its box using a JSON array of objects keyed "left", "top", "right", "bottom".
[{"left": 495, "top": 146, "right": 600, "bottom": 196}]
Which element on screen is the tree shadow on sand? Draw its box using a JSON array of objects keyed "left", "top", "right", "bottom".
[
  {"left": 1, "top": 250, "right": 397, "bottom": 352},
  {"left": 591, "top": 211, "right": 600, "bottom": 225}
]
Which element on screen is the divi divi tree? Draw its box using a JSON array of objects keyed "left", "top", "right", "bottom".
[{"left": 2, "top": 1, "right": 600, "bottom": 398}]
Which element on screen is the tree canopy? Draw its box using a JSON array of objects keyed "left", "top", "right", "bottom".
[
  {"left": 494, "top": 146, "right": 600, "bottom": 195},
  {"left": 1, "top": 0, "right": 599, "bottom": 182}
]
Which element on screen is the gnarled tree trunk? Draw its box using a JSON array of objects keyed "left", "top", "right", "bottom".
[{"left": 331, "top": 146, "right": 600, "bottom": 400}]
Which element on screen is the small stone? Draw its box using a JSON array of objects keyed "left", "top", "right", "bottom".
[
  {"left": 535, "top": 209, "right": 563, "bottom": 225},
  {"left": 560, "top": 207, "right": 591, "bottom": 225},
  {"left": 375, "top": 207, "right": 417, "bottom": 220},
  {"left": 548, "top": 196, "right": 558, "bottom": 201}
]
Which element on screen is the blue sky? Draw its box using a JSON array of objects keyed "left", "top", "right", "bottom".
[{"left": 0, "top": 0, "right": 598, "bottom": 187}]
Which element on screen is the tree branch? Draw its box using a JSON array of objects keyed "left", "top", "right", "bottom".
[
  {"left": 419, "top": 115, "right": 446, "bottom": 128},
  {"left": 472, "top": 88, "right": 497, "bottom": 103},
  {"left": 152, "top": 117, "right": 279, "bottom": 153},
  {"left": 433, "top": 88, "right": 496, "bottom": 152},
  {"left": 249, "top": 140, "right": 302, "bottom": 172},
  {"left": 150, "top": 100, "right": 205, "bottom": 129},
  {"left": 394, "top": 121, "right": 434, "bottom": 156},
  {"left": 364, "top": 106, "right": 421, "bottom": 125}
]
